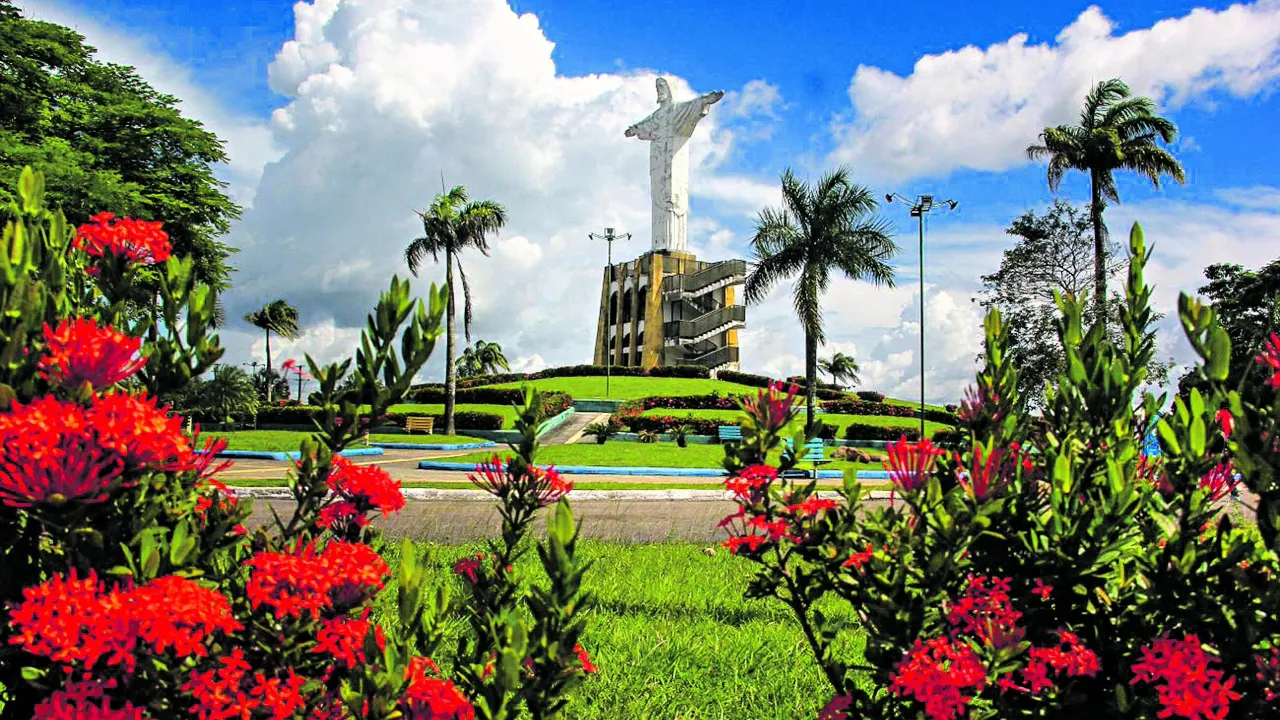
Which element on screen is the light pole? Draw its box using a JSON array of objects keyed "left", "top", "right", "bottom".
[
  {"left": 885, "top": 193, "right": 958, "bottom": 439},
  {"left": 589, "top": 227, "right": 631, "bottom": 399}
]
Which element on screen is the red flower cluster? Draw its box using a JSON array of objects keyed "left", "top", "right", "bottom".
[
  {"left": 717, "top": 508, "right": 767, "bottom": 554},
  {"left": 741, "top": 381, "right": 800, "bottom": 433},
  {"left": 1199, "top": 461, "right": 1240, "bottom": 502},
  {"left": 955, "top": 442, "right": 1031, "bottom": 501},
  {"left": 326, "top": 456, "right": 406, "bottom": 517},
  {"left": 890, "top": 637, "right": 987, "bottom": 720},
  {"left": 183, "top": 648, "right": 308, "bottom": 720},
  {"left": 1130, "top": 634, "right": 1239, "bottom": 720},
  {"left": 318, "top": 502, "right": 369, "bottom": 531},
  {"left": 574, "top": 643, "right": 598, "bottom": 674},
  {"left": 724, "top": 464, "right": 777, "bottom": 500},
  {"left": 1258, "top": 333, "right": 1280, "bottom": 390},
  {"left": 75, "top": 213, "right": 171, "bottom": 267},
  {"left": 886, "top": 437, "right": 946, "bottom": 493},
  {"left": 817, "top": 694, "right": 853, "bottom": 720},
  {"left": 999, "top": 631, "right": 1099, "bottom": 694},
  {"left": 243, "top": 540, "right": 389, "bottom": 620},
  {"left": 946, "top": 576, "right": 1024, "bottom": 648},
  {"left": 33, "top": 679, "right": 146, "bottom": 720},
  {"left": 1256, "top": 647, "right": 1280, "bottom": 702},
  {"left": 39, "top": 318, "right": 147, "bottom": 390},
  {"left": 8, "top": 571, "right": 240, "bottom": 674},
  {"left": 787, "top": 496, "right": 837, "bottom": 517},
  {"left": 314, "top": 612, "right": 387, "bottom": 670},
  {"left": 468, "top": 456, "right": 573, "bottom": 508},
  {"left": 403, "top": 657, "right": 475, "bottom": 720},
  {"left": 843, "top": 543, "right": 875, "bottom": 571}
]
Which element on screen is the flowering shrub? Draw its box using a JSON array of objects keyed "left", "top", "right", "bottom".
[
  {"left": 719, "top": 223, "right": 1280, "bottom": 718},
  {"left": 0, "top": 168, "right": 594, "bottom": 719}
]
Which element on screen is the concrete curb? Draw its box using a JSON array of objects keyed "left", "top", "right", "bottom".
[
  {"left": 234, "top": 487, "right": 894, "bottom": 502},
  {"left": 416, "top": 460, "right": 846, "bottom": 478},
  {"left": 371, "top": 441, "right": 497, "bottom": 451},
  {"left": 214, "top": 447, "right": 386, "bottom": 461}
]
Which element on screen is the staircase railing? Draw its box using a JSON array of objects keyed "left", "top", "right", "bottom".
[
  {"left": 686, "top": 345, "right": 739, "bottom": 369},
  {"left": 661, "top": 259, "right": 747, "bottom": 296},
  {"left": 662, "top": 305, "right": 746, "bottom": 343}
]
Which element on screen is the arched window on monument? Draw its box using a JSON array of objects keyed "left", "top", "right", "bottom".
[
  {"left": 609, "top": 291, "right": 618, "bottom": 325},
  {"left": 637, "top": 285, "right": 647, "bottom": 320},
  {"left": 622, "top": 289, "right": 633, "bottom": 324}
]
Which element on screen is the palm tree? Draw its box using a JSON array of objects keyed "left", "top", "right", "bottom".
[
  {"left": 405, "top": 186, "right": 507, "bottom": 434},
  {"left": 242, "top": 299, "right": 300, "bottom": 404},
  {"left": 744, "top": 166, "right": 897, "bottom": 431},
  {"left": 195, "top": 365, "right": 260, "bottom": 424},
  {"left": 457, "top": 339, "right": 511, "bottom": 378},
  {"left": 819, "top": 352, "right": 861, "bottom": 389},
  {"left": 1027, "top": 78, "right": 1184, "bottom": 325}
]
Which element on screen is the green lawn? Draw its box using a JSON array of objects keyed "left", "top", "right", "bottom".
[
  {"left": 373, "top": 541, "right": 867, "bottom": 719},
  {"left": 482, "top": 376, "right": 763, "bottom": 401},
  {"left": 883, "top": 396, "right": 950, "bottom": 413},
  {"left": 637, "top": 408, "right": 953, "bottom": 436},
  {"left": 207, "top": 430, "right": 491, "bottom": 452},
  {"left": 443, "top": 442, "right": 880, "bottom": 476}
]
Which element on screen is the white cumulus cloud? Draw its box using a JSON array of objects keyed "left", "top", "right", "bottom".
[{"left": 831, "top": 1, "right": 1280, "bottom": 182}]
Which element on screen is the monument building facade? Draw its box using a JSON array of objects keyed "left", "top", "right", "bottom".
[{"left": 592, "top": 78, "right": 746, "bottom": 374}]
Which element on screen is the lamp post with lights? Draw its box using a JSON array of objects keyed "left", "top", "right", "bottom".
[
  {"left": 884, "top": 193, "right": 958, "bottom": 438},
  {"left": 589, "top": 227, "right": 631, "bottom": 398}
]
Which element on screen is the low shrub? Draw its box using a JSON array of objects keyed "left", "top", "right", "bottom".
[
  {"left": 717, "top": 369, "right": 772, "bottom": 388},
  {"left": 255, "top": 405, "right": 506, "bottom": 431},
  {"left": 637, "top": 430, "right": 660, "bottom": 443},
  {"left": 821, "top": 399, "right": 957, "bottom": 425},
  {"left": 843, "top": 422, "right": 921, "bottom": 441},
  {"left": 631, "top": 393, "right": 745, "bottom": 411},
  {"left": 644, "top": 364, "right": 711, "bottom": 378},
  {"left": 856, "top": 390, "right": 886, "bottom": 402},
  {"left": 619, "top": 414, "right": 722, "bottom": 436}
]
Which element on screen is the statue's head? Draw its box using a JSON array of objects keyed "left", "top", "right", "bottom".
[{"left": 655, "top": 78, "right": 672, "bottom": 106}]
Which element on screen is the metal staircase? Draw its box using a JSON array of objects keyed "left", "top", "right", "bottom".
[
  {"left": 661, "top": 259, "right": 746, "bottom": 300},
  {"left": 662, "top": 305, "right": 747, "bottom": 346}
]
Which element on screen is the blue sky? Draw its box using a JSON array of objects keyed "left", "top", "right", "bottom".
[{"left": 18, "top": 0, "right": 1280, "bottom": 401}]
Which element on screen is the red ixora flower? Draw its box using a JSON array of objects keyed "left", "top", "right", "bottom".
[
  {"left": 885, "top": 436, "right": 946, "bottom": 493},
  {"left": 1256, "top": 647, "right": 1280, "bottom": 702},
  {"left": 327, "top": 456, "right": 406, "bottom": 517},
  {"left": 1199, "top": 461, "right": 1240, "bottom": 502},
  {"left": 87, "top": 392, "right": 193, "bottom": 471},
  {"left": 1032, "top": 579, "right": 1053, "bottom": 600},
  {"left": 1130, "top": 634, "right": 1240, "bottom": 720},
  {"left": 0, "top": 396, "right": 124, "bottom": 507},
  {"left": 39, "top": 317, "right": 147, "bottom": 390},
  {"left": 243, "top": 539, "right": 389, "bottom": 620},
  {"left": 946, "top": 576, "right": 1023, "bottom": 649},
  {"left": 955, "top": 443, "right": 1013, "bottom": 501},
  {"left": 787, "top": 495, "right": 837, "bottom": 517},
  {"left": 817, "top": 695, "right": 853, "bottom": 720},
  {"left": 741, "top": 381, "right": 800, "bottom": 434},
  {"left": 314, "top": 611, "right": 387, "bottom": 670},
  {"left": 890, "top": 637, "right": 987, "bottom": 720},
  {"left": 717, "top": 507, "right": 768, "bottom": 554},
  {"left": 183, "top": 648, "right": 309, "bottom": 720},
  {"left": 1258, "top": 333, "right": 1280, "bottom": 390},
  {"left": 8, "top": 571, "right": 240, "bottom": 674},
  {"left": 403, "top": 657, "right": 475, "bottom": 720},
  {"left": 468, "top": 456, "right": 572, "bottom": 508},
  {"left": 75, "top": 212, "right": 171, "bottom": 267},
  {"left": 33, "top": 679, "right": 146, "bottom": 720},
  {"left": 574, "top": 643, "right": 598, "bottom": 674},
  {"left": 843, "top": 543, "right": 875, "bottom": 571},
  {"left": 725, "top": 464, "right": 778, "bottom": 500},
  {"left": 999, "top": 630, "right": 1099, "bottom": 695}
]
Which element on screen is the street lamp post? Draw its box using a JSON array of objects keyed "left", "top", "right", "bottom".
[
  {"left": 589, "top": 227, "right": 631, "bottom": 399},
  {"left": 885, "top": 193, "right": 958, "bottom": 439}
]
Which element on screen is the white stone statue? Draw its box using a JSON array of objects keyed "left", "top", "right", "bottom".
[{"left": 625, "top": 78, "right": 724, "bottom": 253}]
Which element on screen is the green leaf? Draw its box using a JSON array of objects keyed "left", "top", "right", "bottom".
[
  {"left": 21, "top": 666, "right": 47, "bottom": 682},
  {"left": 1189, "top": 416, "right": 1206, "bottom": 459},
  {"left": 1205, "top": 329, "right": 1231, "bottom": 381}
]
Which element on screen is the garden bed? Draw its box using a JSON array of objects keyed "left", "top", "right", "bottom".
[{"left": 205, "top": 430, "right": 494, "bottom": 453}]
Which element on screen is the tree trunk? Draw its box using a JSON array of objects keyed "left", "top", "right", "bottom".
[
  {"left": 444, "top": 249, "right": 457, "bottom": 436},
  {"left": 805, "top": 330, "right": 818, "bottom": 435},
  {"left": 1090, "top": 171, "right": 1107, "bottom": 328},
  {"left": 264, "top": 328, "right": 273, "bottom": 405}
]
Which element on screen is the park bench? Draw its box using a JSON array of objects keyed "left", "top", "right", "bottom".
[
  {"left": 718, "top": 425, "right": 743, "bottom": 443},
  {"left": 783, "top": 438, "right": 832, "bottom": 478},
  {"left": 405, "top": 416, "right": 435, "bottom": 435}
]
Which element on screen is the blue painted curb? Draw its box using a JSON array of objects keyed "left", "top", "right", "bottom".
[
  {"left": 417, "top": 460, "right": 844, "bottom": 478},
  {"left": 372, "top": 441, "right": 496, "bottom": 451},
  {"left": 855, "top": 470, "right": 891, "bottom": 480},
  {"left": 212, "top": 447, "right": 386, "bottom": 461}
]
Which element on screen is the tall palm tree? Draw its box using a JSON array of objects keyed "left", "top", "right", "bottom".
[
  {"left": 405, "top": 186, "right": 507, "bottom": 434},
  {"left": 242, "top": 299, "right": 300, "bottom": 404},
  {"left": 744, "top": 166, "right": 897, "bottom": 431},
  {"left": 1027, "top": 78, "right": 1184, "bottom": 325},
  {"left": 819, "top": 352, "right": 861, "bottom": 389}
]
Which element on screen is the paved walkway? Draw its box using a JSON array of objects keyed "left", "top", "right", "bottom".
[{"left": 538, "top": 411, "right": 608, "bottom": 445}]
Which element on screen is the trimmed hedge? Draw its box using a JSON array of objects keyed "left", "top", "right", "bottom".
[
  {"left": 843, "top": 423, "right": 961, "bottom": 443},
  {"left": 716, "top": 370, "right": 844, "bottom": 400},
  {"left": 406, "top": 388, "right": 573, "bottom": 418},
  {"left": 624, "top": 394, "right": 746, "bottom": 412},
  {"left": 251, "top": 405, "right": 507, "bottom": 431},
  {"left": 644, "top": 365, "right": 711, "bottom": 378},
  {"left": 617, "top": 414, "right": 723, "bottom": 436},
  {"left": 821, "top": 399, "right": 957, "bottom": 425},
  {"left": 856, "top": 390, "right": 886, "bottom": 402}
]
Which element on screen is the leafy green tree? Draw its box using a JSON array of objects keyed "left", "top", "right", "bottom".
[
  {"left": 189, "top": 364, "right": 260, "bottom": 424},
  {"left": 1027, "top": 78, "right": 1184, "bottom": 325},
  {"left": 979, "top": 200, "right": 1170, "bottom": 408},
  {"left": 818, "top": 351, "right": 861, "bottom": 388},
  {"left": 242, "top": 299, "right": 300, "bottom": 403},
  {"left": 405, "top": 186, "right": 506, "bottom": 435},
  {"left": 1179, "top": 258, "right": 1280, "bottom": 402},
  {"left": 0, "top": 1, "right": 240, "bottom": 291},
  {"left": 250, "top": 366, "right": 289, "bottom": 406},
  {"left": 458, "top": 339, "right": 511, "bottom": 378},
  {"left": 744, "top": 166, "right": 897, "bottom": 431}
]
